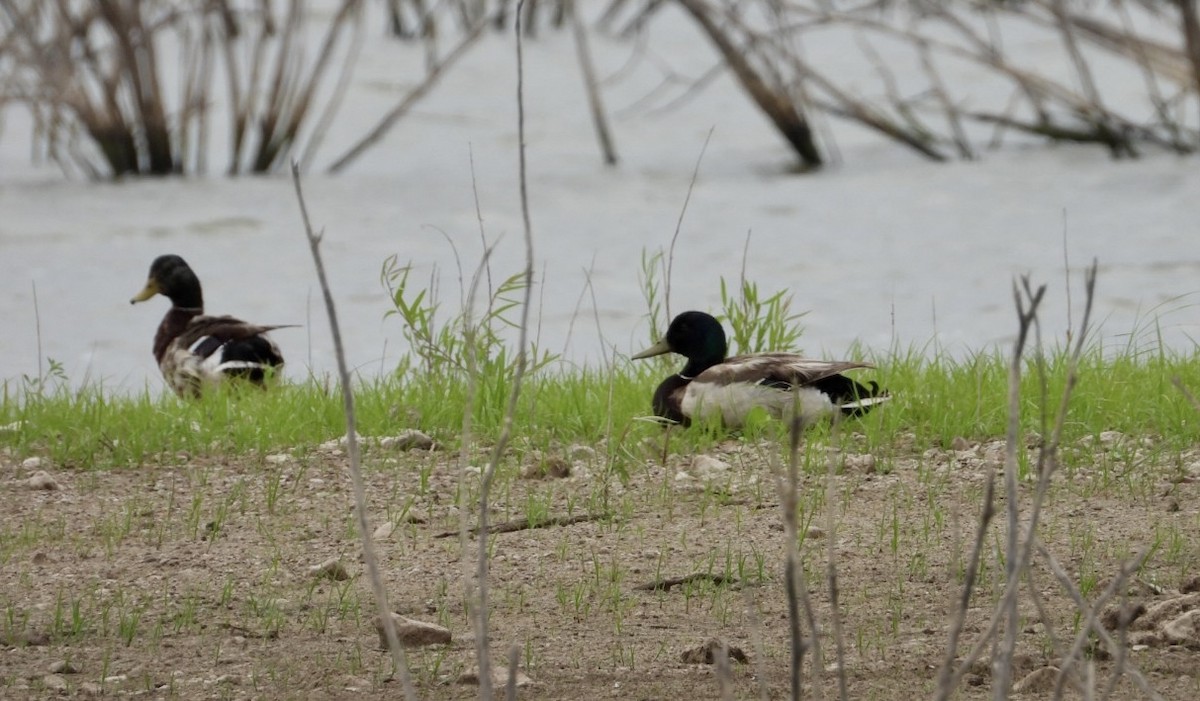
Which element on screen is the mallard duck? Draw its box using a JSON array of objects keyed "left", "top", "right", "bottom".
[
  {"left": 130, "top": 254, "right": 290, "bottom": 397},
  {"left": 632, "top": 311, "right": 889, "bottom": 427}
]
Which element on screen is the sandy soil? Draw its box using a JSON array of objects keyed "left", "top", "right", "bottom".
[{"left": 3, "top": 431, "right": 1200, "bottom": 700}]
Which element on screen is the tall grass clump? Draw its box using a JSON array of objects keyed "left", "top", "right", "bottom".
[{"left": 379, "top": 254, "right": 563, "bottom": 435}]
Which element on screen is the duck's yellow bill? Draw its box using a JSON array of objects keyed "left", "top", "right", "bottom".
[
  {"left": 130, "top": 279, "right": 159, "bottom": 304},
  {"left": 631, "top": 338, "right": 671, "bottom": 360}
]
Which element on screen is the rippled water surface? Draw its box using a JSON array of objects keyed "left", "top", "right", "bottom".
[{"left": 2, "top": 11, "right": 1198, "bottom": 393}]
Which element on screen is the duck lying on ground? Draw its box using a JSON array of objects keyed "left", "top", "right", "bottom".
[
  {"left": 632, "top": 311, "right": 889, "bottom": 428},
  {"left": 130, "top": 254, "right": 291, "bottom": 397}
]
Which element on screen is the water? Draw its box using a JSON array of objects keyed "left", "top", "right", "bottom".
[{"left": 2, "top": 19, "right": 1198, "bottom": 393}]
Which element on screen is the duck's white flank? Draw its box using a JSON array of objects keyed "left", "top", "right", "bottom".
[
  {"left": 681, "top": 383, "right": 835, "bottom": 428},
  {"left": 164, "top": 339, "right": 276, "bottom": 395}
]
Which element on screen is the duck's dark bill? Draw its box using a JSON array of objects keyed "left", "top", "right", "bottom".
[{"left": 631, "top": 338, "right": 672, "bottom": 360}]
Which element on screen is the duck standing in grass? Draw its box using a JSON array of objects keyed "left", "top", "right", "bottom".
[
  {"left": 632, "top": 311, "right": 889, "bottom": 428},
  {"left": 130, "top": 254, "right": 291, "bottom": 397}
]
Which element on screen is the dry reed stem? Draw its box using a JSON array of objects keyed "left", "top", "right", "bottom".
[
  {"left": 915, "top": 38, "right": 974, "bottom": 159},
  {"left": 1170, "top": 376, "right": 1200, "bottom": 414},
  {"left": 290, "top": 162, "right": 417, "bottom": 700},
  {"left": 676, "top": 0, "right": 823, "bottom": 167},
  {"left": 715, "top": 638, "right": 735, "bottom": 701},
  {"left": 993, "top": 276, "right": 1046, "bottom": 699},
  {"left": 470, "top": 2, "right": 537, "bottom": 696},
  {"left": 773, "top": 414, "right": 804, "bottom": 701},
  {"left": 1171, "top": 0, "right": 1200, "bottom": 115},
  {"left": 776, "top": 412, "right": 824, "bottom": 701},
  {"left": 938, "top": 262, "right": 1118, "bottom": 701},
  {"left": 1068, "top": 5, "right": 1191, "bottom": 85},
  {"left": 994, "top": 264, "right": 1095, "bottom": 697},
  {"left": 662, "top": 126, "right": 713, "bottom": 323},
  {"left": 741, "top": 587, "right": 772, "bottom": 701},
  {"left": 298, "top": 1, "right": 368, "bottom": 171},
  {"left": 327, "top": 15, "right": 485, "bottom": 174},
  {"left": 933, "top": 472, "right": 996, "bottom": 701},
  {"left": 2, "top": 1, "right": 361, "bottom": 175},
  {"left": 457, "top": 156, "right": 492, "bottom": 700},
  {"left": 1048, "top": 0, "right": 1109, "bottom": 121},
  {"left": 506, "top": 642, "right": 520, "bottom": 701},
  {"left": 569, "top": 0, "right": 618, "bottom": 165},
  {"left": 1024, "top": 571, "right": 1083, "bottom": 694},
  {"left": 1100, "top": 586, "right": 1134, "bottom": 701},
  {"left": 793, "top": 3, "right": 1191, "bottom": 154},
  {"left": 824, "top": 418, "right": 848, "bottom": 701},
  {"left": 1038, "top": 543, "right": 1163, "bottom": 701},
  {"left": 937, "top": 265, "right": 1080, "bottom": 699}
]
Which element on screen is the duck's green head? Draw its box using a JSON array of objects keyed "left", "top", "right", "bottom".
[
  {"left": 632, "top": 311, "right": 728, "bottom": 367},
  {"left": 130, "top": 254, "right": 203, "bottom": 309}
]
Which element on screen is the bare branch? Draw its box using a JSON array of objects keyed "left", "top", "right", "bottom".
[
  {"left": 290, "top": 162, "right": 417, "bottom": 701},
  {"left": 470, "top": 2, "right": 538, "bottom": 696},
  {"left": 569, "top": 0, "right": 618, "bottom": 165},
  {"left": 328, "top": 15, "right": 485, "bottom": 174}
]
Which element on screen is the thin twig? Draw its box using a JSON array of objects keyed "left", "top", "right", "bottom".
[
  {"left": 777, "top": 414, "right": 805, "bottom": 701},
  {"left": 915, "top": 37, "right": 974, "bottom": 159},
  {"left": 993, "top": 276, "right": 1047, "bottom": 700},
  {"left": 933, "top": 473, "right": 996, "bottom": 701},
  {"left": 663, "top": 126, "right": 714, "bottom": 322},
  {"left": 741, "top": 588, "right": 773, "bottom": 701},
  {"left": 472, "top": 2, "right": 537, "bottom": 696},
  {"left": 825, "top": 417, "right": 849, "bottom": 701},
  {"left": 944, "top": 263, "right": 1098, "bottom": 698},
  {"left": 299, "top": 1, "right": 367, "bottom": 171},
  {"left": 289, "top": 162, "right": 417, "bottom": 701},
  {"left": 776, "top": 409, "right": 823, "bottom": 701},
  {"left": 1063, "top": 211, "right": 1073, "bottom": 342},
  {"left": 506, "top": 642, "right": 520, "bottom": 701},
  {"left": 715, "top": 639, "right": 735, "bottom": 701},
  {"left": 327, "top": 16, "right": 485, "bottom": 174},
  {"left": 1039, "top": 543, "right": 1163, "bottom": 701},
  {"left": 569, "top": 0, "right": 618, "bottom": 165},
  {"left": 1170, "top": 376, "right": 1200, "bottom": 414},
  {"left": 1100, "top": 586, "right": 1134, "bottom": 701},
  {"left": 32, "top": 280, "right": 43, "bottom": 385},
  {"left": 457, "top": 153, "right": 490, "bottom": 701}
]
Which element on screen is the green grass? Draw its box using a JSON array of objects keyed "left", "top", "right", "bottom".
[
  {"left": 7, "top": 249, "right": 1183, "bottom": 474},
  {"left": 3, "top": 341, "right": 1198, "bottom": 471}
]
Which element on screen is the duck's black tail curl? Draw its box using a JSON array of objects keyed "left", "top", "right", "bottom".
[
  {"left": 811, "top": 375, "right": 890, "bottom": 417},
  {"left": 218, "top": 337, "right": 285, "bottom": 385}
]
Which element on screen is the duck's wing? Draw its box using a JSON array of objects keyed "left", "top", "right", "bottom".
[
  {"left": 180, "top": 314, "right": 291, "bottom": 342},
  {"left": 163, "top": 315, "right": 295, "bottom": 395},
  {"left": 697, "top": 353, "right": 873, "bottom": 390},
  {"left": 699, "top": 353, "right": 887, "bottom": 418}
]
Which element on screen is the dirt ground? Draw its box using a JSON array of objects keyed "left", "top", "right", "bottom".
[{"left": 3, "top": 431, "right": 1200, "bottom": 700}]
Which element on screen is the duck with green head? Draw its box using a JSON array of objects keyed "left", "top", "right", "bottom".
[
  {"left": 131, "top": 254, "right": 291, "bottom": 397},
  {"left": 632, "top": 311, "right": 889, "bottom": 427}
]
